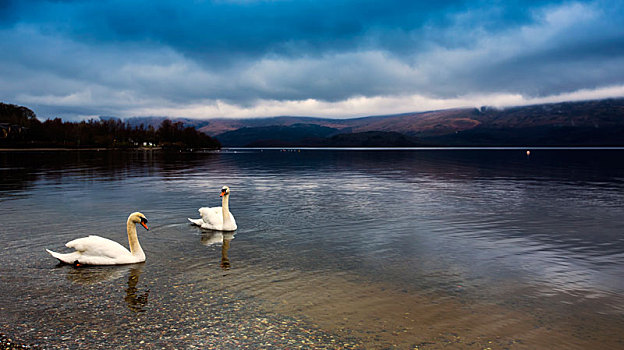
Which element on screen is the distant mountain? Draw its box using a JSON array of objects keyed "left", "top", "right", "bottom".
[
  {"left": 419, "top": 99, "right": 624, "bottom": 146},
  {"left": 322, "top": 131, "right": 422, "bottom": 147},
  {"left": 99, "top": 116, "right": 123, "bottom": 122},
  {"left": 123, "top": 116, "right": 168, "bottom": 129},
  {"left": 123, "top": 98, "right": 624, "bottom": 147},
  {"left": 124, "top": 116, "right": 212, "bottom": 130},
  {"left": 217, "top": 124, "right": 340, "bottom": 147},
  {"left": 214, "top": 123, "right": 426, "bottom": 147}
]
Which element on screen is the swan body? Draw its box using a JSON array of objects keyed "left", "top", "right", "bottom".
[
  {"left": 46, "top": 212, "right": 149, "bottom": 265},
  {"left": 189, "top": 186, "right": 237, "bottom": 231},
  {"left": 200, "top": 230, "right": 235, "bottom": 246}
]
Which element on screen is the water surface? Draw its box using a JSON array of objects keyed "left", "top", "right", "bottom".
[{"left": 1, "top": 149, "right": 624, "bottom": 349}]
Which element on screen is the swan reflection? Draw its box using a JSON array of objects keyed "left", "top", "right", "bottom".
[
  {"left": 63, "top": 264, "right": 149, "bottom": 312},
  {"left": 65, "top": 264, "right": 133, "bottom": 284},
  {"left": 124, "top": 267, "right": 149, "bottom": 312},
  {"left": 200, "top": 230, "right": 235, "bottom": 270}
]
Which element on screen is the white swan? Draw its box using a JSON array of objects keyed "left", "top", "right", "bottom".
[
  {"left": 46, "top": 212, "right": 149, "bottom": 266},
  {"left": 188, "top": 186, "right": 237, "bottom": 231}
]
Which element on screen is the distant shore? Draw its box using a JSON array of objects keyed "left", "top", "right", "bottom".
[
  {"left": 2, "top": 146, "right": 624, "bottom": 152},
  {"left": 0, "top": 147, "right": 164, "bottom": 152}
]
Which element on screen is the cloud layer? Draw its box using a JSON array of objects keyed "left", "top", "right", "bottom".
[{"left": 1, "top": 0, "right": 623, "bottom": 119}]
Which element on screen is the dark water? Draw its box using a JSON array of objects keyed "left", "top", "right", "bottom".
[{"left": 1, "top": 149, "right": 624, "bottom": 349}]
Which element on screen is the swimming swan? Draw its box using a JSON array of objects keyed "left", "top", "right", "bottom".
[
  {"left": 188, "top": 186, "right": 237, "bottom": 231},
  {"left": 46, "top": 212, "right": 149, "bottom": 265}
]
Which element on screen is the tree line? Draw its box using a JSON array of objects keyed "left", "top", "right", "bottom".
[{"left": 0, "top": 103, "right": 220, "bottom": 149}]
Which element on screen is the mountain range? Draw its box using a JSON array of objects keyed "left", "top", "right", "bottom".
[{"left": 125, "top": 98, "right": 624, "bottom": 147}]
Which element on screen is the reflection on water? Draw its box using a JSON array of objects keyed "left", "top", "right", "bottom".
[
  {"left": 62, "top": 263, "right": 149, "bottom": 312},
  {"left": 221, "top": 233, "right": 233, "bottom": 270},
  {"left": 1, "top": 149, "right": 624, "bottom": 348},
  {"left": 199, "top": 229, "right": 235, "bottom": 270},
  {"left": 124, "top": 267, "right": 149, "bottom": 313},
  {"left": 64, "top": 264, "right": 132, "bottom": 285}
]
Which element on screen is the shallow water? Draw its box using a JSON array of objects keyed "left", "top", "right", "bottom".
[{"left": 1, "top": 149, "right": 624, "bottom": 349}]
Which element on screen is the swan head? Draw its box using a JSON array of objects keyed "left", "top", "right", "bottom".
[
  {"left": 220, "top": 186, "right": 231, "bottom": 197},
  {"left": 129, "top": 212, "right": 149, "bottom": 231}
]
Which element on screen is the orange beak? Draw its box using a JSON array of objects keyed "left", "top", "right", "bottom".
[{"left": 141, "top": 222, "right": 149, "bottom": 230}]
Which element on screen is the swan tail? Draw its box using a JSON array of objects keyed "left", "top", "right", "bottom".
[
  {"left": 46, "top": 249, "right": 82, "bottom": 264},
  {"left": 188, "top": 218, "right": 204, "bottom": 226}
]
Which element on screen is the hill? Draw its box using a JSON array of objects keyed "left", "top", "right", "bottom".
[
  {"left": 10, "top": 97, "right": 621, "bottom": 148},
  {"left": 220, "top": 125, "right": 424, "bottom": 147},
  {"left": 217, "top": 124, "right": 340, "bottom": 147},
  {"left": 322, "top": 131, "right": 422, "bottom": 147},
  {"left": 186, "top": 98, "right": 623, "bottom": 147}
]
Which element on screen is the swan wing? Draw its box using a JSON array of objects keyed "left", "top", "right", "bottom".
[
  {"left": 66, "top": 235, "right": 131, "bottom": 259},
  {"left": 198, "top": 206, "right": 224, "bottom": 226}
]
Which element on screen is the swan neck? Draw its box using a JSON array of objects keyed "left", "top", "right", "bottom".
[
  {"left": 222, "top": 194, "right": 230, "bottom": 223},
  {"left": 221, "top": 237, "right": 231, "bottom": 268},
  {"left": 127, "top": 220, "right": 144, "bottom": 256}
]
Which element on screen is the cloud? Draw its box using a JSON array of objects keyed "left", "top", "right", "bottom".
[
  {"left": 118, "top": 84, "right": 624, "bottom": 119},
  {"left": 1, "top": 0, "right": 623, "bottom": 120}
]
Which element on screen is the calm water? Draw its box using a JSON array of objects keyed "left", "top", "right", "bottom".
[{"left": 1, "top": 149, "right": 624, "bottom": 349}]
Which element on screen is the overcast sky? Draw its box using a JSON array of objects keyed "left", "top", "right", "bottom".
[{"left": 1, "top": 0, "right": 624, "bottom": 120}]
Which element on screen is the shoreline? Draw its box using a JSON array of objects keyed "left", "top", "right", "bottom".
[
  {"left": 0, "top": 147, "right": 229, "bottom": 152},
  {"left": 0, "top": 147, "right": 159, "bottom": 152},
  {"left": 2, "top": 146, "right": 624, "bottom": 152}
]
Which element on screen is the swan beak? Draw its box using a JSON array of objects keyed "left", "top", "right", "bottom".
[
  {"left": 220, "top": 190, "right": 226, "bottom": 197},
  {"left": 140, "top": 217, "right": 149, "bottom": 230}
]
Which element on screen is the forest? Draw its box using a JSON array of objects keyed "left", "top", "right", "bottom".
[{"left": 0, "top": 103, "right": 220, "bottom": 149}]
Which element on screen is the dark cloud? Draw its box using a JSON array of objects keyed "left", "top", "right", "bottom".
[
  {"left": 1, "top": 0, "right": 554, "bottom": 61},
  {"left": 0, "top": 0, "right": 623, "bottom": 119}
]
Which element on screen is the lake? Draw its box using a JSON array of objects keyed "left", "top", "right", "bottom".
[{"left": 1, "top": 148, "right": 624, "bottom": 349}]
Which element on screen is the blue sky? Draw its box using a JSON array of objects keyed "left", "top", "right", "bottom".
[{"left": 1, "top": 0, "right": 623, "bottom": 120}]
